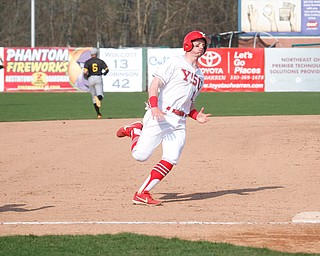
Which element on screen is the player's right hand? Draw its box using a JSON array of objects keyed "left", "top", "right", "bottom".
[{"left": 151, "top": 107, "right": 166, "bottom": 121}]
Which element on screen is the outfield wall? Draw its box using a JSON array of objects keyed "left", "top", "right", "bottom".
[{"left": 0, "top": 47, "right": 319, "bottom": 93}]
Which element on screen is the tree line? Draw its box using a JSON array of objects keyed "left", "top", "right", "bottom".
[{"left": 0, "top": 0, "right": 238, "bottom": 48}]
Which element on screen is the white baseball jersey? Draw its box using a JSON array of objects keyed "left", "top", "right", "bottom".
[
  {"left": 132, "top": 55, "right": 205, "bottom": 165},
  {"left": 154, "top": 55, "right": 205, "bottom": 115}
]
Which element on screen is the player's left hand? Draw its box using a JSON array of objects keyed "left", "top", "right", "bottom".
[
  {"left": 196, "top": 107, "right": 211, "bottom": 124},
  {"left": 103, "top": 68, "right": 109, "bottom": 75}
]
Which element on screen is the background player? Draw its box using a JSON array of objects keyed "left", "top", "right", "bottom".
[
  {"left": 116, "top": 30, "right": 211, "bottom": 206},
  {"left": 83, "top": 48, "right": 109, "bottom": 118}
]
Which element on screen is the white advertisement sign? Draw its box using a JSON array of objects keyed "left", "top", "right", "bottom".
[
  {"left": 240, "top": 0, "right": 302, "bottom": 34},
  {"left": 0, "top": 47, "right": 4, "bottom": 92},
  {"left": 265, "top": 48, "right": 320, "bottom": 92},
  {"left": 147, "top": 48, "right": 184, "bottom": 86},
  {"left": 100, "top": 48, "right": 143, "bottom": 92}
]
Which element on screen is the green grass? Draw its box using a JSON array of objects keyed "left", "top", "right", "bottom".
[
  {"left": 200, "top": 92, "right": 320, "bottom": 116},
  {"left": 0, "top": 92, "right": 147, "bottom": 121},
  {"left": 0, "top": 233, "right": 317, "bottom": 256},
  {"left": 0, "top": 92, "right": 320, "bottom": 122}
]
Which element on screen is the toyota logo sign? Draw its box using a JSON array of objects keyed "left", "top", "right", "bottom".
[{"left": 199, "top": 51, "right": 221, "bottom": 67}]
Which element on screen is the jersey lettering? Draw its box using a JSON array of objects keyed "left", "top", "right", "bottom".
[
  {"left": 181, "top": 68, "right": 202, "bottom": 89},
  {"left": 181, "top": 69, "right": 192, "bottom": 82},
  {"left": 92, "top": 63, "right": 98, "bottom": 73}
]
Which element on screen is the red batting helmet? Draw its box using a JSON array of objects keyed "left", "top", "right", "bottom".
[{"left": 183, "top": 31, "right": 211, "bottom": 53}]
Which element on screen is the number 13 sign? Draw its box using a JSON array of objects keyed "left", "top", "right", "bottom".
[{"left": 100, "top": 48, "right": 143, "bottom": 92}]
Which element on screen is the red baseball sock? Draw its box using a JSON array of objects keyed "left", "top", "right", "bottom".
[{"left": 138, "top": 160, "right": 173, "bottom": 194}]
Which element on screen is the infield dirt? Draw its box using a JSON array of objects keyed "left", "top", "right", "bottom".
[{"left": 1, "top": 116, "right": 319, "bottom": 254}]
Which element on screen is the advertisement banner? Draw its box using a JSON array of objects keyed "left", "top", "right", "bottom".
[
  {"left": 199, "top": 48, "right": 265, "bottom": 92},
  {"left": 100, "top": 48, "right": 143, "bottom": 92},
  {"left": 4, "top": 47, "right": 92, "bottom": 92},
  {"left": 68, "top": 47, "right": 93, "bottom": 92},
  {"left": 239, "top": 0, "right": 320, "bottom": 36},
  {"left": 147, "top": 48, "right": 184, "bottom": 86},
  {"left": 265, "top": 48, "right": 320, "bottom": 91}
]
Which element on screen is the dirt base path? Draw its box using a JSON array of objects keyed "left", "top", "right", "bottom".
[{"left": 1, "top": 116, "right": 319, "bottom": 254}]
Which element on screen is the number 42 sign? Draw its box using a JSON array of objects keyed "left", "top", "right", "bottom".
[{"left": 100, "top": 48, "right": 143, "bottom": 92}]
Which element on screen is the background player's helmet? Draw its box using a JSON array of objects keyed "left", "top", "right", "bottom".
[
  {"left": 90, "top": 48, "right": 99, "bottom": 55},
  {"left": 183, "top": 31, "right": 211, "bottom": 53}
]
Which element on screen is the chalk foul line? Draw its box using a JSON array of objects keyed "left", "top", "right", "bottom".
[
  {"left": 1, "top": 213, "right": 319, "bottom": 226},
  {"left": 0, "top": 221, "right": 294, "bottom": 225}
]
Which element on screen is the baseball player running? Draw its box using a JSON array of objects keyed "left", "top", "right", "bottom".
[
  {"left": 83, "top": 48, "right": 109, "bottom": 118},
  {"left": 116, "top": 31, "right": 211, "bottom": 206}
]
